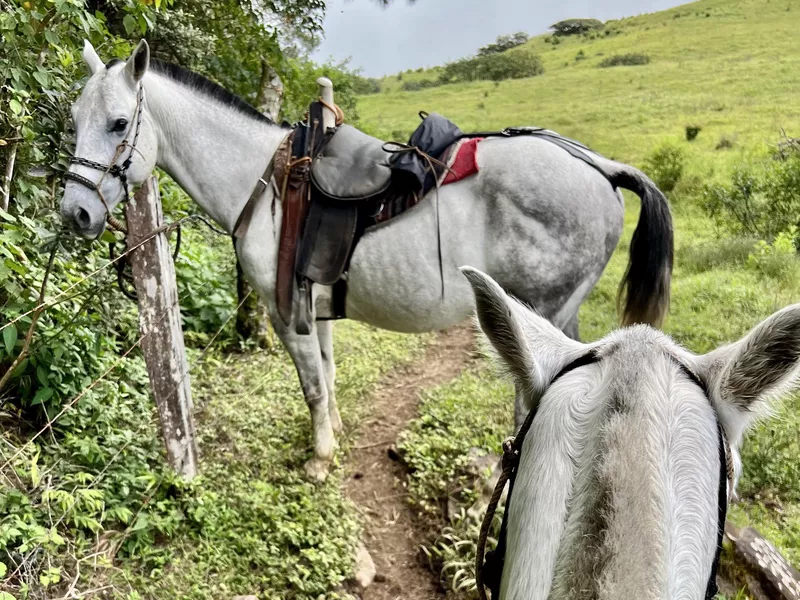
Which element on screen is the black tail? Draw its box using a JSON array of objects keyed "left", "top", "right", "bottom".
[{"left": 609, "top": 168, "right": 674, "bottom": 328}]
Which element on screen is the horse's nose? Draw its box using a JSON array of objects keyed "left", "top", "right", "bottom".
[
  {"left": 75, "top": 207, "right": 92, "bottom": 230},
  {"left": 60, "top": 193, "right": 106, "bottom": 238}
]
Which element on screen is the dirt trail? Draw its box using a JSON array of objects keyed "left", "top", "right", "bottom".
[{"left": 344, "top": 325, "right": 477, "bottom": 600}]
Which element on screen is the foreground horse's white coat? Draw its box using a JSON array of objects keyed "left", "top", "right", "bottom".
[
  {"left": 462, "top": 267, "right": 800, "bottom": 600},
  {"left": 61, "top": 41, "right": 674, "bottom": 480}
]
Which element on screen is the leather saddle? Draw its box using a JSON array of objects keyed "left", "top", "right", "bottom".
[{"left": 310, "top": 124, "right": 392, "bottom": 201}]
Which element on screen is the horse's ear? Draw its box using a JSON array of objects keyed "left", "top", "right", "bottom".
[
  {"left": 698, "top": 303, "right": 800, "bottom": 417},
  {"left": 82, "top": 40, "right": 104, "bottom": 75},
  {"left": 460, "top": 267, "right": 585, "bottom": 392},
  {"left": 124, "top": 39, "right": 150, "bottom": 86}
]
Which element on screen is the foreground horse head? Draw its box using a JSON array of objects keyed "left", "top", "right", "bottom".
[{"left": 462, "top": 266, "right": 800, "bottom": 600}]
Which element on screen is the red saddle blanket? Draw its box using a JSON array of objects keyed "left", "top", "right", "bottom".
[{"left": 439, "top": 137, "right": 484, "bottom": 186}]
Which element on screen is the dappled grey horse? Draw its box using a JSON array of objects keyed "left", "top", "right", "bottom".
[
  {"left": 61, "top": 40, "right": 673, "bottom": 480},
  {"left": 463, "top": 266, "right": 800, "bottom": 600}
]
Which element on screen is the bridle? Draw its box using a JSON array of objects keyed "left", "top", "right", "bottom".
[
  {"left": 476, "top": 347, "right": 733, "bottom": 600},
  {"left": 64, "top": 83, "right": 145, "bottom": 232}
]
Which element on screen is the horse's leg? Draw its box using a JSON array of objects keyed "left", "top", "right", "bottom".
[
  {"left": 271, "top": 316, "right": 336, "bottom": 481},
  {"left": 316, "top": 320, "right": 342, "bottom": 434}
]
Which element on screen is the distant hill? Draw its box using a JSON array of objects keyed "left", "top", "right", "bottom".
[{"left": 357, "top": 0, "right": 800, "bottom": 179}]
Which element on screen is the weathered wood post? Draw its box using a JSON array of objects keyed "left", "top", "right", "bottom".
[{"left": 126, "top": 176, "right": 198, "bottom": 479}]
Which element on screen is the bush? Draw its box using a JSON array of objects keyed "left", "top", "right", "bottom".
[
  {"left": 550, "top": 18, "right": 604, "bottom": 36},
  {"left": 439, "top": 48, "right": 544, "bottom": 84},
  {"left": 685, "top": 125, "right": 702, "bottom": 141},
  {"left": 351, "top": 75, "right": 381, "bottom": 95},
  {"left": 575, "top": 49, "right": 586, "bottom": 61},
  {"left": 598, "top": 53, "right": 651, "bottom": 67},
  {"left": 716, "top": 135, "right": 735, "bottom": 150},
  {"left": 701, "top": 149, "right": 800, "bottom": 241},
  {"left": 642, "top": 142, "right": 685, "bottom": 193},
  {"left": 746, "top": 227, "right": 800, "bottom": 281}
]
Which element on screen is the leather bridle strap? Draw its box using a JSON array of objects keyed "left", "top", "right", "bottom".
[{"left": 476, "top": 349, "right": 602, "bottom": 600}]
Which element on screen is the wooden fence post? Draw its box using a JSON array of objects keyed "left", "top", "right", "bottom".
[{"left": 126, "top": 176, "right": 198, "bottom": 479}]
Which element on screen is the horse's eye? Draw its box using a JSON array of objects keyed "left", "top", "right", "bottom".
[{"left": 110, "top": 118, "right": 128, "bottom": 133}]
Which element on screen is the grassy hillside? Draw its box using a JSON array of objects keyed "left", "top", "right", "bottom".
[
  {"left": 359, "top": 0, "right": 799, "bottom": 180},
  {"left": 358, "top": 0, "right": 800, "bottom": 597}
]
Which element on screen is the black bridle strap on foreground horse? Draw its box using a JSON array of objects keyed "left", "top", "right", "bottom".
[{"left": 475, "top": 349, "right": 731, "bottom": 600}]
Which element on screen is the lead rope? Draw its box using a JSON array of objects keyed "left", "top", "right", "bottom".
[{"left": 476, "top": 437, "right": 518, "bottom": 600}]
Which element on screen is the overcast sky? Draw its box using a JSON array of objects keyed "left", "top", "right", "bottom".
[{"left": 312, "top": 0, "right": 692, "bottom": 76}]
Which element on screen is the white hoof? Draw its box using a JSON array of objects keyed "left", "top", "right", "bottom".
[{"left": 304, "top": 457, "right": 331, "bottom": 482}]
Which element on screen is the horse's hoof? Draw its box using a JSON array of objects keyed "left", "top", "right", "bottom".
[{"left": 304, "top": 457, "right": 331, "bottom": 482}]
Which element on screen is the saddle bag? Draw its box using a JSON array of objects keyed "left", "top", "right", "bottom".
[{"left": 389, "top": 111, "right": 463, "bottom": 192}]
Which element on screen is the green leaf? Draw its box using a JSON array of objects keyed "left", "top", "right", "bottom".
[
  {"left": 0, "top": 592, "right": 15, "bottom": 600},
  {"left": 44, "top": 29, "right": 59, "bottom": 45},
  {"left": 0, "top": 561, "right": 6, "bottom": 577},
  {"left": 100, "top": 230, "right": 118, "bottom": 244},
  {"left": 36, "top": 365, "right": 49, "bottom": 386},
  {"left": 9, "top": 99, "right": 22, "bottom": 116},
  {"left": 4, "top": 259, "right": 27, "bottom": 275},
  {"left": 31, "top": 387, "right": 54, "bottom": 405},
  {"left": 3, "top": 324, "right": 17, "bottom": 354},
  {"left": 123, "top": 14, "right": 136, "bottom": 35}
]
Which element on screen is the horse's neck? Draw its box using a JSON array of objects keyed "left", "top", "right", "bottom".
[{"left": 145, "top": 73, "right": 286, "bottom": 233}]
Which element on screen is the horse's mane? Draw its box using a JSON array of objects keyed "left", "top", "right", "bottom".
[{"left": 105, "top": 57, "right": 274, "bottom": 126}]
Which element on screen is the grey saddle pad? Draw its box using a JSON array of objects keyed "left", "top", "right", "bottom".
[{"left": 311, "top": 125, "right": 392, "bottom": 201}]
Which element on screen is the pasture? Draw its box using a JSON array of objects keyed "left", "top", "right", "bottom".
[{"left": 0, "top": 0, "right": 798, "bottom": 597}]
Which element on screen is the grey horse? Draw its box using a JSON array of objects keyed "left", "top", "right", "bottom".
[
  {"left": 61, "top": 40, "right": 673, "bottom": 480},
  {"left": 463, "top": 266, "right": 800, "bottom": 599}
]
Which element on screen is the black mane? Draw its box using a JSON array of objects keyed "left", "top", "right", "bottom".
[{"left": 106, "top": 57, "right": 274, "bottom": 125}]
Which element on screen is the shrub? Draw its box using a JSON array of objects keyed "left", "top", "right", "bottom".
[
  {"left": 598, "top": 53, "right": 651, "bottom": 67},
  {"left": 439, "top": 48, "right": 543, "bottom": 84},
  {"left": 351, "top": 75, "right": 381, "bottom": 95},
  {"left": 746, "top": 227, "right": 800, "bottom": 281},
  {"left": 642, "top": 142, "right": 685, "bottom": 193},
  {"left": 575, "top": 49, "right": 586, "bottom": 61},
  {"left": 550, "top": 18, "right": 604, "bottom": 36},
  {"left": 701, "top": 148, "right": 800, "bottom": 241},
  {"left": 685, "top": 125, "right": 702, "bottom": 141},
  {"left": 716, "top": 135, "right": 735, "bottom": 150}
]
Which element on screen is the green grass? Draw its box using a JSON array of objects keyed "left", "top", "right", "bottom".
[{"left": 360, "top": 0, "right": 800, "bottom": 184}]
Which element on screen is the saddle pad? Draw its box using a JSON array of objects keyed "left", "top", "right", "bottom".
[
  {"left": 438, "top": 137, "right": 483, "bottom": 186},
  {"left": 310, "top": 124, "right": 392, "bottom": 201}
]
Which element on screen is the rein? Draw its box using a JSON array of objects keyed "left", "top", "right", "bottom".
[
  {"left": 64, "top": 82, "right": 145, "bottom": 233},
  {"left": 476, "top": 348, "right": 733, "bottom": 600}
]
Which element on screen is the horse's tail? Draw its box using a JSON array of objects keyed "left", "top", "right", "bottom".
[{"left": 598, "top": 160, "right": 674, "bottom": 328}]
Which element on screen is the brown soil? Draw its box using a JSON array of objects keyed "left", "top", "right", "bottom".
[{"left": 344, "top": 325, "right": 477, "bottom": 600}]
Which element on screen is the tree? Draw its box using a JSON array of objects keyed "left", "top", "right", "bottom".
[
  {"left": 550, "top": 18, "right": 604, "bottom": 36},
  {"left": 477, "top": 32, "right": 529, "bottom": 56}
]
